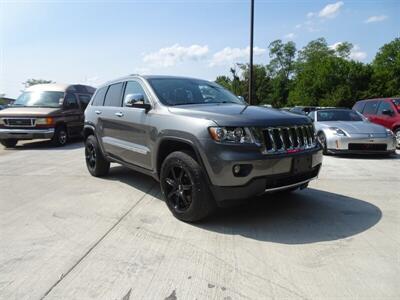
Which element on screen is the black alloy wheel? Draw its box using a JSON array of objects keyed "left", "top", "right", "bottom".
[{"left": 164, "top": 165, "right": 193, "bottom": 213}]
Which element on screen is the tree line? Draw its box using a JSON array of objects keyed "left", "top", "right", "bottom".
[{"left": 216, "top": 37, "right": 400, "bottom": 108}]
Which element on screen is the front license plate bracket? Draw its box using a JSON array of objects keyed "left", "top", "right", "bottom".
[{"left": 292, "top": 155, "right": 312, "bottom": 174}]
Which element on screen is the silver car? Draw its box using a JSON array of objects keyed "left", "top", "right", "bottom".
[{"left": 309, "top": 109, "right": 396, "bottom": 155}]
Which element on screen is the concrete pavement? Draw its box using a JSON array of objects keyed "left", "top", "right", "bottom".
[{"left": 0, "top": 141, "right": 399, "bottom": 299}]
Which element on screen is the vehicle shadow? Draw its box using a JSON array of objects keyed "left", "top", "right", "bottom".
[
  {"left": 6, "top": 139, "right": 83, "bottom": 151},
  {"left": 104, "top": 166, "right": 382, "bottom": 245},
  {"left": 197, "top": 189, "right": 382, "bottom": 244},
  {"left": 327, "top": 151, "right": 400, "bottom": 160}
]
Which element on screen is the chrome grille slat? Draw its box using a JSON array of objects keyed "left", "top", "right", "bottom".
[
  {"left": 262, "top": 125, "right": 316, "bottom": 154},
  {"left": 4, "top": 118, "right": 35, "bottom": 128}
]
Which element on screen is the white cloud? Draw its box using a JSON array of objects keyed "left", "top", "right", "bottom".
[
  {"left": 307, "top": 12, "right": 315, "bottom": 18},
  {"left": 209, "top": 46, "right": 266, "bottom": 67},
  {"left": 283, "top": 33, "right": 296, "bottom": 40},
  {"left": 143, "top": 44, "right": 209, "bottom": 67},
  {"left": 364, "top": 15, "right": 388, "bottom": 23},
  {"left": 349, "top": 45, "right": 367, "bottom": 61},
  {"left": 328, "top": 42, "right": 343, "bottom": 50},
  {"left": 318, "top": 1, "right": 344, "bottom": 19},
  {"left": 329, "top": 42, "right": 367, "bottom": 61},
  {"left": 295, "top": 24, "right": 302, "bottom": 29}
]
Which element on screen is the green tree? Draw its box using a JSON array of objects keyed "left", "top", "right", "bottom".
[
  {"left": 22, "top": 79, "right": 53, "bottom": 88},
  {"left": 289, "top": 38, "right": 372, "bottom": 107},
  {"left": 369, "top": 37, "right": 400, "bottom": 97},
  {"left": 266, "top": 40, "right": 297, "bottom": 107}
]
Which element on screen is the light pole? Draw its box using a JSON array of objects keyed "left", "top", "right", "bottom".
[{"left": 248, "top": 0, "right": 254, "bottom": 105}]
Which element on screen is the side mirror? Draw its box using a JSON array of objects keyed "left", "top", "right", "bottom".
[
  {"left": 382, "top": 109, "right": 393, "bottom": 116},
  {"left": 124, "top": 93, "right": 151, "bottom": 112}
]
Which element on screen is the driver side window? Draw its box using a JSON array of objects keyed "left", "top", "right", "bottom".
[
  {"left": 123, "top": 81, "right": 149, "bottom": 106},
  {"left": 64, "top": 93, "right": 78, "bottom": 109}
]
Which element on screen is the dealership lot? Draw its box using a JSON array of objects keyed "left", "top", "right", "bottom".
[{"left": 0, "top": 141, "right": 399, "bottom": 299}]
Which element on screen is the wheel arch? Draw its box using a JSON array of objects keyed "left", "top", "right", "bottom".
[{"left": 155, "top": 137, "right": 205, "bottom": 178}]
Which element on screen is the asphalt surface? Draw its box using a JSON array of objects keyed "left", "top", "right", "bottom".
[{"left": 0, "top": 140, "right": 399, "bottom": 299}]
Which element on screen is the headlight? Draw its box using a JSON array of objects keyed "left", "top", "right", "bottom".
[
  {"left": 209, "top": 127, "right": 259, "bottom": 144},
  {"left": 329, "top": 127, "right": 347, "bottom": 136},
  {"left": 35, "top": 117, "right": 55, "bottom": 126},
  {"left": 0, "top": 118, "right": 4, "bottom": 125},
  {"left": 385, "top": 129, "right": 394, "bottom": 137}
]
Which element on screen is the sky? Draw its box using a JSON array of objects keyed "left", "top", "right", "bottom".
[{"left": 1, "top": 0, "right": 399, "bottom": 98}]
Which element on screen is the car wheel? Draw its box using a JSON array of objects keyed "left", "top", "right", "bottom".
[
  {"left": 395, "top": 128, "right": 400, "bottom": 149},
  {"left": 160, "top": 151, "right": 216, "bottom": 222},
  {"left": 318, "top": 132, "right": 328, "bottom": 155},
  {"left": 85, "top": 135, "right": 110, "bottom": 177},
  {"left": 0, "top": 139, "right": 18, "bottom": 148},
  {"left": 52, "top": 125, "right": 68, "bottom": 146}
]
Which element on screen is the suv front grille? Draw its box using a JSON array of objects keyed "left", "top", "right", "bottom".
[
  {"left": 262, "top": 125, "right": 316, "bottom": 154},
  {"left": 4, "top": 118, "right": 35, "bottom": 127}
]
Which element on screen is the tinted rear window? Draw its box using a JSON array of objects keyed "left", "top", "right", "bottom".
[
  {"left": 92, "top": 87, "right": 107, "bottom": 106},
  {"left": 104, "top": 83, "right": 124, "bottom": 107},
  {"left": 363, "top": 101, "right": 379, "bottom": 115}
]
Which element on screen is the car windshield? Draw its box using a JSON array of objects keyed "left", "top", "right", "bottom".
[
  {"left": 147, "top": 78, "right": 244, "bottom": 106},
  {"left": 317, "top": 110, "right": 364, "bottom": 122},
  {"left": 13, "top": 91, "right": 64, "bottom": 108},
  {"left": 392, "top": 99, "right": 400, "bottom": 112}
]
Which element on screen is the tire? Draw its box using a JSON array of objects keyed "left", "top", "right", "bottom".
[
  {"left": 0, "top": 139, "right": 18, "bottom": 148},
  {"left": 395, "top": 128, "right": 400, "bottom": 149},
  {"left": 160, "top": 151, "right": 216, "bottom": 222},
  {"left": 85, "top": 135, "right": 110, "bottom": 177},
  {"left": 52, "top": 125, "right": 68, "bottom": 146},
  {"left": 318, "top": 132, "right": 328, "bottom": 155}
]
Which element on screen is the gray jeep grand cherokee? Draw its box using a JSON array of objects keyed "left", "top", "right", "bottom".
[{"left": 84, "top": 75, "right": 323, "bottom": 222}]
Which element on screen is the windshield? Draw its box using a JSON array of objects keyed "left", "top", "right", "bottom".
[
  {"left": 317, "top": 110, "right": 364, "bottom": 122},
  {"left": 392, "top": 99, "right": 400, "bottom": 113},
  {"left": 147, "top": 78, "right": 244, "bottom": 106},
  {"left": 13, "top": 91, "right": 64, "bottom": 108}
]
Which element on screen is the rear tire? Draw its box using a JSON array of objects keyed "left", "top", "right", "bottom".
[
  {"left": 52, "top": 125, "right": 68, "bottom": 146},
  {"left": 160, "top": 151, "right": 216, "bottom": 222},
  {"left": 0, "top": 139, "right": 18, "bottom": 148},
  {"left": 85, "top": 135, "right": 110, "bottom": 177}
]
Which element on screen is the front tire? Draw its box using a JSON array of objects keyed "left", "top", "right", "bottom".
[
  {"left": 52, "top": 125, "right": 68, "bottom": 146},
  {"left": 85, "top": 135, "right": 110, "bottom": 177},
  {"left": 160, "top": 151, "right": 216, "bottom": 222},
  {"left": 318, "top": 132, "right": 328, "bottom": 155},
  {"left": 0, "top": 139, "right": 18, "bottom": 148},
  {"left": 395, "top": 128, "right": 400, "bottom": 149}
]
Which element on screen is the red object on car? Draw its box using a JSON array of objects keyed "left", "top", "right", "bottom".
[{"left": 353, "top": 98, "right": 400, "bottom": 147}]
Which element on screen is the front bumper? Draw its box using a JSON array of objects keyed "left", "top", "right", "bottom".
[
  {"left": 198, "top": 139, "right": 323, "bottom": 202},
  {"left": 0, "top": 128, "right": 55, "bottom": 140},
  {"left": 326, "top": 134, "right": 396, "bottom": 154}
]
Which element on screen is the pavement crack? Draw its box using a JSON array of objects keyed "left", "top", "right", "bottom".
[{"left": 39, "top": 183, "right": 156, "bottom": 299}]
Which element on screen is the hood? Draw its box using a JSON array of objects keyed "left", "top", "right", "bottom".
[
  {"left": 317, "top": 121, "right": 387, "bottom": 134},
  {"left": 0, "top": 107, "right": 62, "bottom": 117},
  {"left": 168, "top": 104, "right": 311, "bottom": 127}
]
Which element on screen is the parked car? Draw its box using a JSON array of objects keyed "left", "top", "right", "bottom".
[
  {"left": 0, "top": 83, "right": 95, "bottom": 148},
  {"left": 289, "top": 106, "right": 317, "bottom": 115},
  {"left": 84, "top": 75, "right": 323, "bottom": 222},
  {"left": 308, "top": 108, "right": 396, "bottom": 155},
  {"left": 353, "top": 98, "right": 400, "bottom": 148}
]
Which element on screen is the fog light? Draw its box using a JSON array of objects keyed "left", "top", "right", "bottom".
[{"left": 233, "top": 165, "right": 241, "bottom": 174}]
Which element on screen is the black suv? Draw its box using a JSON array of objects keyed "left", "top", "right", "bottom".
[{"left": 84, "top": 75, "right": 323, "bottom": 222}]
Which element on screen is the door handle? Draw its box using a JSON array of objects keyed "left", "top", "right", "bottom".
[
  {"left": 115, "top": 112, "right": 124, "bottom": 117},
  {"left": 95, "top": 110, "right": 102, "bottom": 115}
]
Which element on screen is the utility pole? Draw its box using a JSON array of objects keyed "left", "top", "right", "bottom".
[{"left": 248, "top": 0, "right": 254, "bottom": 105}]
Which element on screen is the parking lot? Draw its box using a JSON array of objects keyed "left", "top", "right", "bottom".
[{"left": 0, "top": 141, "right": 399, "bottom": 299}]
